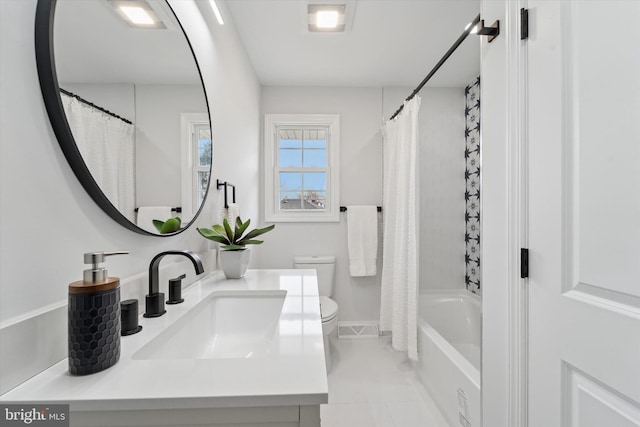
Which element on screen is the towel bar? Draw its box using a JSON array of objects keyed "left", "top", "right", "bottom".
[
  {"left": 340, "top": 206, "right": 382, "bottom": 212},
  {"left": 216, "top": 179, "right": 236, "bottom": 209},
  {"left": 134, "top": 207, "right": 181, "bottom": 213}
]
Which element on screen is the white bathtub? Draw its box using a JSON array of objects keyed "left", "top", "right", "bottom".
[{"left": 417, "top": 290, "right": 481, "bottom": 427}]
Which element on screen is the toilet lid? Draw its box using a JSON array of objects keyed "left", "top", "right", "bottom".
[{"left": 319, "top": 296, "right": 338, "bottom": 322}]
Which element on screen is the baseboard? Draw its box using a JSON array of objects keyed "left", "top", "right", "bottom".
[{"left": 337, "top": 321, "right": 380, "bottom": 339}]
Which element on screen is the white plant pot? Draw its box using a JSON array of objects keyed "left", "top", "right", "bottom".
[{"left": 219, "top": 249, "right": 251, "bottom": 279}]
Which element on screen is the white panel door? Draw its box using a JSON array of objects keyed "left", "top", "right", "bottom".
[{"left": 527, "top": 1, "right": 640, "bottom": 426}]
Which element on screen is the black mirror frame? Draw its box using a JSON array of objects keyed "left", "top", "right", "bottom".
[{"left": 34, "top": 0, "right": 213, "bottom": 236}]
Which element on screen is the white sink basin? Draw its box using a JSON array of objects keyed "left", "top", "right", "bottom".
[{"left": 133, "top": 290, "right": 287, "bottom": 360}]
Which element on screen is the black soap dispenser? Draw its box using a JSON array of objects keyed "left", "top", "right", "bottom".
[{"left": 68, "top": 251, "right": 128, "bottom": 375}]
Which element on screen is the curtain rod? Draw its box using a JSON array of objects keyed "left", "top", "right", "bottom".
[
  {"left": 59, "top": 88, "right": 133, "bottom": 125},
  {"left": 389, "top": 13, "right": 481, "bottom": 121}
]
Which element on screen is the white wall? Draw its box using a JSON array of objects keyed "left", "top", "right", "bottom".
[
  {"left": 259, "top": 87, "right": 384, "bottom": 322},
  {"left": 0, "top": 0, "right": 260, "bottom": 393},
  {"left": 383, "top": 87, "right": 466, "bottom": 293},
  {"left": 480, "top": 0, "right": 511, "bottom": 424},
  {"left": 419, "top": 88, "right": 466, "bottom": 292},
  {"left": 259, "top": 86, "right": 466, "bottom": 320},
  {"left": 135, "top": 84, "right": 206, "bottom": 208}
]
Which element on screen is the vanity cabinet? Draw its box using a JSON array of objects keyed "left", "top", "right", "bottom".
[
  {"left": 71, "top": 405, "right": 320, "bottom": 427},
  {"left": 0, "top": 270, "right": 327, "bottom": 427}
]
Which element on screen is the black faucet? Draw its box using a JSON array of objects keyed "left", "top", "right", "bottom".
[{"left": 144, "top": 250, "right": 204, "bottom": 318}]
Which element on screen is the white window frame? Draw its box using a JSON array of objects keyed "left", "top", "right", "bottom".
[
  {"left": 181, "top": 113, "right": 211, "bottom": 223},
  {"left": 264, "top": 114, "right": 340, "bottom": 222}
]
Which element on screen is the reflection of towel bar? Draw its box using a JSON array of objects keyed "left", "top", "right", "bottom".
[
  {"left": 134, "top": 207, "right": 181, "bottom": 213},
  {"left": 340, "top": 206, "right": 382, "bottom": 212},
  {"left": 216, "top": 179, "right": 236, "bottom": 209}
]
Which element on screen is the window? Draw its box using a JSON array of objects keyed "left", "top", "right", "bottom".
[
  {"left": 264, "top": 114, "right": 340, "bottom": 222},
  {"left": 181, "top": 113, "right": 211, "bottom": 223},
  {"left": 193, "top": 123, "right": 212, "bottom": 209}
]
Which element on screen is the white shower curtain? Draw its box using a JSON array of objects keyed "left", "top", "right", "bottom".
[
  {"left": 380, "top": 96, "right": 421, "bottom": 360},
  {"left": 61, "top": 94, "right": 135, "bottom": 221}
]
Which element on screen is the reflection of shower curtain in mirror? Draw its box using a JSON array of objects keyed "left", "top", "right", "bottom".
[{"left": 61, "top": 95, "right": 135, "bottom": 221}]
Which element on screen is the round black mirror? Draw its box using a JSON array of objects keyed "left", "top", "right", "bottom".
[{"left": 35, "top": 0, "right": 212, "bottom": 236}]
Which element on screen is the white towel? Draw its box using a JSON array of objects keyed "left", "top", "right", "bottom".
[
  {"left": 137, "top": 206, "right": 172, "bottom": 233},
  {"left": 347, "top": 206, "right": 378, "bottom": 277},
  {"left": 219, "top": 203, "right": 241, "bottom": 225}
]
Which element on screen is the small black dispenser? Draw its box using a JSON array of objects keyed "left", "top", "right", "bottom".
[{"left": 68, "top": 251, "right": 128, "bottom": 375}]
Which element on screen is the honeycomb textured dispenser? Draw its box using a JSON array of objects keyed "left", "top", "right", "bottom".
[
  {"left": 68, "top": 251, "right": 128, "bottom": 375},
  {"left": 68, "top": 288, "right": 121, "bottom": 375}
]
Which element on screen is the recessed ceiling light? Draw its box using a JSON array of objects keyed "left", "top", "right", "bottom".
[
  {"left": 316, "top": 10, "right": 339, "bottom": 28},
  {"left": 308, "top": 4, "right": 346, "bottom": 32},
  {"left": 107, "top": 0, "right": 165, "bottom": 29},
  {"left": 119, "top": 6, "right": 154, "bottom": 25}
]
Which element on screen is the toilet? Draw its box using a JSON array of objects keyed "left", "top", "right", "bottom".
[{"left": 293, "top": 256, "right": 339, "bottom": 373}]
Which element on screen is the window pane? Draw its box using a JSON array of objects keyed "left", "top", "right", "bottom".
[
  {"left": 303, "top": 149, "right": 326, "bottom": 167},
  {"left": 303, "top": 129, "right": 326, "bottom": 146},
  {"left": 304, "top": 139, "right": 326, "bottom": 149},
  {"left": 304, "top": 140, "right": 327, "bottom": 150},
  {"left": 303, "top": 172, "right": 326, "bottom": 191},
  {"left": 279, "top": 172, "right": 302, "bottom": 191},
  {"left": 279, "top": 129, "right": 302, "bottom": 149},
  {"left": 279, "top": 139, "right": 302, "bottom": 149},
  {"left": 198, "top": 171, "right": 209, "bottom": 192},
  {"left": 279, "top": 149, "right": 302, "bottom": 167},
  {"left": 280, "top": 192, "right": 302, "bottom": 210},
  {"left": 199, "top": 140, "right": 212, "bottom": 167},
  {"left": 197, "top": 127, "right": 212, "bottom": 167},
  {"left": 303, "top": 191, "right": 326, "bottom": 210}
]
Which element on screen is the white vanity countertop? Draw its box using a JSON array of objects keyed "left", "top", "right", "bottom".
[{"left": 0, "top": 269, "right": 328, "bottom": 412}]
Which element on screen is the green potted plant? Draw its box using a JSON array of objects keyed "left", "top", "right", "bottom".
[
  {"left": 152, "top": 216, "right": 182, "bottom": 234},
  {"left": 197, "top": 217, "right": 275, "bottom": 279}
]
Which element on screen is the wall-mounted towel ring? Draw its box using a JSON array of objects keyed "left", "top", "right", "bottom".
[{"left": 216, "top": 179, "right": 236, "bottom": 209}]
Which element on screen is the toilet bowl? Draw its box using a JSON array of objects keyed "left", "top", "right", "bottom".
[
  {"left": 319, "top": 296, "right": 338, "bottom": 372},
  {"left": 293, "top": 256, "right": 338, "bottom": 373}
]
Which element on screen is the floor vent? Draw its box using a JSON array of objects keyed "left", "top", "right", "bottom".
[{"left": 337, "top": 321, "right": 380, "bottom": 339}]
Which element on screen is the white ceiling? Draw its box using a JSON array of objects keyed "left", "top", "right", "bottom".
[
  {"left": 53, "top": 0, "right": 480, "bottom": 88},
  {"left": 224, "top": 0, "right": 481, "bottom": 88},
  {"left": 54, "top": 0, "right": 201, "bottom": 85}
]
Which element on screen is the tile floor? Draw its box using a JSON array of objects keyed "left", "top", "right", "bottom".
[{"left": 320, "top": 335, "right": 449, "bottom": 427}]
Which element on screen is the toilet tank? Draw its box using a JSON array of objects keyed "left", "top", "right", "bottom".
[{"left": 293, "top": 256, "right": 336, "bottom": 297}]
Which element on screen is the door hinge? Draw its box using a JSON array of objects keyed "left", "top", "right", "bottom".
[
  {"left": 520, "top": 248, "right": 529, "bottom": 278},
  {"left": 521, "top": 8, "right": 529, "bottom": 40}
]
